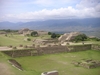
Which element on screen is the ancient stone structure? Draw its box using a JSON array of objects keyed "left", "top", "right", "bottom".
[
  {"left": 91, "top": 44, "right": 100, "bottom": 51},
  {"left": 8, "top": 59, "right": 23, "bottom": 70},
  {"left": 2, "top": 44, "right": 91, "bottom": 58},
  {"left": 18, "top": 28, "right": 30, "bottom": 34},
  {"left": 72, "top": 59, "right": 100, "bottom": 69},
  {"left": 58, "top": 32, "right": 81, "bottom": 43},
  {"left": 37, "top": 31, "right": 48, "bottom": 35}
]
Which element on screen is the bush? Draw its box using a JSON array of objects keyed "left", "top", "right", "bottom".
[
  {"left": 31, "top": 31, "right": 38, "bottom": 36},
  {"left": 48, "top": 32, "right": 52, "bottom": 35},
  {"left": 51, "top": 33, "right": 57, "bottom": 38},
  {"left": 13, "top": 47, "right": 17, "bottom": 49},
  {"left": 74, "top": 34, "right": 87, "bottom": 42},
  {"left": 24, "top": 45, "right": 28, "bottom": 48},
  {"left": 19, "top": 45, "right": 23, "bottom": 47},
  {"left": 27, "top": 38, "right": 31, "bottom": 41},
  {"left": 90, "top": 38, "right": 100, "bottom": 41},
  {"left": 51, "top": 33, "right": 61, "bottom": 38},
  {"left": 9, "top": 45, "right": 13, "bottom": 48}
]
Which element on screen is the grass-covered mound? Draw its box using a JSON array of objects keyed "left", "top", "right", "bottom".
[{"left": 72, "top": 59, "right": 100, "bottom": 69}]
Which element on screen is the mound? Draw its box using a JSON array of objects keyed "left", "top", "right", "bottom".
[{"left": 72, "top": 59, "right": 100, "bottom": 69}]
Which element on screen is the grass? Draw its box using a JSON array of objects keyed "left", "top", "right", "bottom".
[
  {"left": 0, "top": 33, "right": 100, "bottom": 75},
  {"left": 0, "top": 34, "right": 100, "bottom": 47},
  {"left": 70, "top": 41, "right": 100, "bottom": 45},
  {"left": 1, "top": 50, "right": 99, "bottom": 75},
  {"left": 0, "top": 34, "right": 51, "bottom": 46}
]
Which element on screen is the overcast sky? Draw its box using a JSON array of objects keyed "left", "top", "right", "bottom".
[{"left": 0, "top": 0, "right": 100, "bottom": 22}]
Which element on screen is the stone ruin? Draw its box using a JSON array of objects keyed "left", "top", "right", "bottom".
[
  {"left": 72, "top": 59, "right": 100, "bottom": 69},
  {"left": 41, "top": 70, "right": 58, "bottom": 75},
  {"left": 8, "top": 59, "right": 23, "bottom": 71}
]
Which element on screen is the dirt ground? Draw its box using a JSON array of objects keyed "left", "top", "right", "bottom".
[{"left": 0, "top": 62, "right": 14, "bottom": 75}]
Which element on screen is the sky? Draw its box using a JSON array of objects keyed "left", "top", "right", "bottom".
[{"left": 0, "top": 0, "right": 100, "bottom": 22}]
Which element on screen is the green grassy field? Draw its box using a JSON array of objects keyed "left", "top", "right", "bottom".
[
  {"left": 0, "top": 50, "right": 100, "bottom": 75},
  {"left": 0, "top": 34, "right": 100, "bottom": 47},
  {"left": 0, "top": 33, "right": 100, "bottom": 75},
  {"left": 0, "top": 34, "right": 51, "bottom": 46}
]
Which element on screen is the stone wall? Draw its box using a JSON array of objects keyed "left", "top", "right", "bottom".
[
  {"left": 67, "top": 44, "right": 91, "bottom": 52},
  {"left": 91, "top": 44, "right": 100, "bottom": 51},
  {"left": 37, "top": 45, "right": 68, "bottom": 55},
  {"left": 2, "top": 49, "right": 38, "bottom": 57},
  {"left": 2, "top": 44, "right": 92, "bottom": 57}
]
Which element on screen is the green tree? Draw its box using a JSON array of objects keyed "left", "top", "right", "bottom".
[
  {"left": 51, "top": 33, "right": 57, "bottom": 38},
  {"left": 6, "top": 29, "right": 11, "bottom": 33},
  {"left": 48, "top": 32, "right": 52, "bottom": 35},
  {"left": 31, "top": 31, "right": 38, "bottom": 36},
  {"left": 56, "top": 34, "right": 61, "bottom": 38},
  {"left": 74, "top": 34, "right": 87, "bottom": 43}
]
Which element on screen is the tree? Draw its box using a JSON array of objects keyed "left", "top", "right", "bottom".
[
  {"left": 31, "top": 31, "right": 38, "bottom": 36},
  {"left": 56, "top": 34, "right": 61, "bottom": 38},
  {"left": 74, "top": 34, "right": 87, "bottom": 43},
  {"left": 48, "top": 32, "right": 52, "bottom": 35},
  {"left": 51, "top": 33, "right": 57, "bottom": 38},
  {"left": 6, "top": 29, "right": 11, "bottom": 33}
]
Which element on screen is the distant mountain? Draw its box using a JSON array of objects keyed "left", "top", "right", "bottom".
[{"left": 0, "top": 18, "right": 100, "bottom": 32}]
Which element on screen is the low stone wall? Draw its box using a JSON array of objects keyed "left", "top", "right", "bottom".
[
  {"left": 2, "top": 44, "right": 92, "bottom": 57},
  {"left": 92, "top": 44, "right": 100, "bottom": 51},
  {"left": 67, "top": 44, "right": 91, "bottom": 52},
  {"left": 2, "top": 49, "right": 38, "bottom": 57},
  {"left": 8, "top": 59, "right": 23, "bottom": 70},
  {"left": 37, "top": 45, "right": 68, "bottom": 55}
]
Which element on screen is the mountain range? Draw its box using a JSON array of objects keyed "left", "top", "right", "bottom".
[{"left": 0, "top": 18, "right": 100, "bottom": 32}]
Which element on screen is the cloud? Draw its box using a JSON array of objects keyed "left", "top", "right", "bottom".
[
  {"left": 0, "top": 0, "right": 100, "bottom": 22},
  {"left": 76, "top": 0, "right": 100, "bottom": 8},
  {"left": 1, "top": 6, "right": 99, "bottom": 22}
]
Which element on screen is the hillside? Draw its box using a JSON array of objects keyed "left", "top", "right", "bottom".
[{"left": 0, "top": 18, "right": 100, "bottom": 32}]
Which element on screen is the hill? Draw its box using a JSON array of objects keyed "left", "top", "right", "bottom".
[{"left": 0, "top": 18, "right": 100, "bottom": 32}]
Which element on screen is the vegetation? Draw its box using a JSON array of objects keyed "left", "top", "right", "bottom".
[
  {"left": 0, "top": 50, "right": 100, "bottom": 75},
  {"left": 0, "top": 33, "right": 51, "bottom": 46},
  {"left": 26, "top": 37, "right": 31, "bottom": 41},
  {"left": 51, "top": 33, "right": 57, "bottom": 38},
  {"left": 74, "top": 34, "right": 87, "bottom": 42},
  {"left": 0, "top": 30, "right": 100, "bottom": 75},
  {"left": 48, "top": 32, "right": 52, "bottom": 35},
  {"left": 89, "top": 37, "right": 100, "bottom": 41},
  {"left": 51, "top": 33, "right": 61, "bottom": 38},
  {"left": 31, "top": 31, "right": 38, "bottom": 36},
  {"left": 0, "top": 29, "right": 18, "bottom": 33}
]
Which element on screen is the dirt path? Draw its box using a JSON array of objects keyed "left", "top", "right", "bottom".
[{"left": 0, "top": 62, "right": 14, "bottom": 75}]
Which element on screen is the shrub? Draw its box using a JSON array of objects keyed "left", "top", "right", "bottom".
[
  {"left": 31, "top": 31, "right": 38, "bottom": 36},
  {"left": 51, "top": 33, "right": 57, "bottom": 38},
  {"left": 74, "top": 34, "right": 87, "bottom": 42},
  {"left": 32, "top": 44, "right": 35, "bottom": 47},
  {"left": 27, "top": 38, "right": 31, "bottom": 41},
  {"left": 24, "top": 45, "right": 28, "bottom": 48},
  {"left": 13, "top": 47, "right": 17, "bottom": 49},
  {"left": 48, "top": 32, "right": 52, "bottom": 35},
  {"left": 9, "top": 45, "right": 13, "bottom": 48},
  {"left": 19, "top": 45, "right": 23, "bottom": 47}
]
